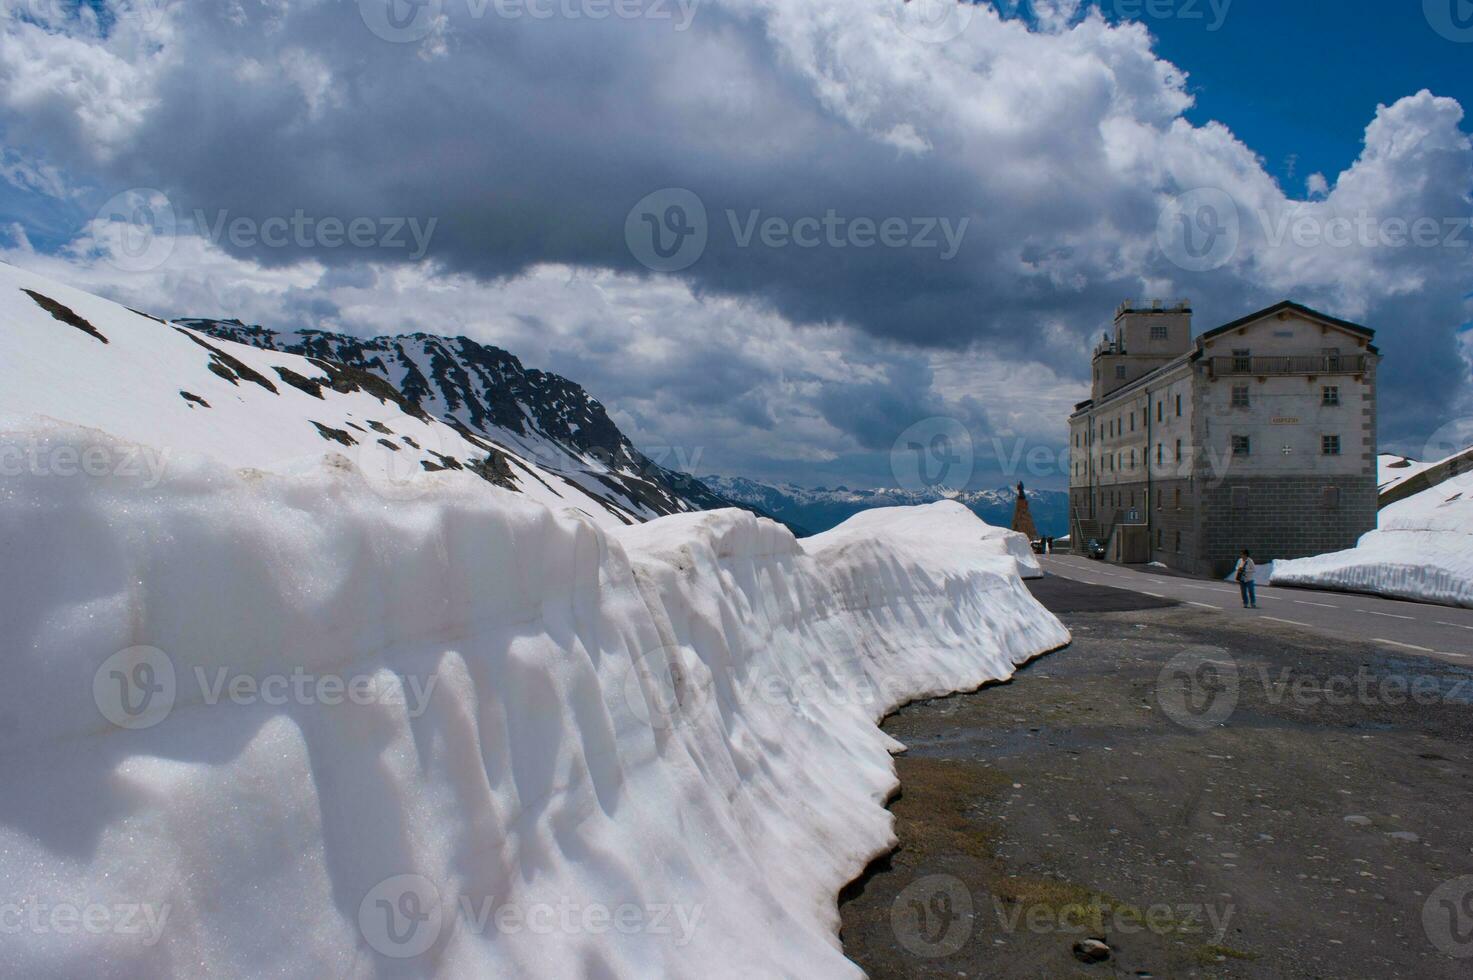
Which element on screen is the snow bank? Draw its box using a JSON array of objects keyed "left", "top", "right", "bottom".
[
  {"left": 804, "top": 502, "right": 1044, "bottom": 579},
  {"left": 0, "top": 423, "right": 1067, "bottom": 978},
  {"left": 1272, "top": 481, "right": 1473, "bottom": 608}
]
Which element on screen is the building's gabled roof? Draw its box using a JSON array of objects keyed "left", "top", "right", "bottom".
[
  {"left": 1197, "top": 300, "right": 1375, "bottom": 344},
  {"left": 1071, "top": 300, "right": 1381, "bottom": 420}
]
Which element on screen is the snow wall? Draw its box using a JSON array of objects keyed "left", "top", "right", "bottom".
[
  {"left": 0, "top": 422, "right": 1068, "bottom": 978},
  {"left": 1271, "top": 483, "right": 1473, "bottom": 609}
]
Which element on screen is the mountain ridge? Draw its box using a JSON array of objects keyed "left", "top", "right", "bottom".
[
  {"left": 701, "top": 475, "right": 1070, "bottom": 537},
  {"left": 182, "top": 318, "right": 746, "bottom": 521}
]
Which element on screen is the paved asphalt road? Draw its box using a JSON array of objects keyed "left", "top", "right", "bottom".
[
  {"left": 1041, "top": 554, "right": 1473, "bottom": 662},
  {"left": 839, "top": 574, "right": 1473, "bottom": 978}
]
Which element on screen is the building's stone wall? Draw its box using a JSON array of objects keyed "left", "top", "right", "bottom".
[{"left": 1196, "top": 475, "right": 1378, "bottom": 577}]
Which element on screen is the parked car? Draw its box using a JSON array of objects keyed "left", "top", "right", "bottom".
[{"left": 1086, "top": 538, "right": 1106, "bottom": 560}]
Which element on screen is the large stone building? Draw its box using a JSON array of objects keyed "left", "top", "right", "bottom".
[{"left": 1068, "top": 300, "right": 1380, "bottom": 577}]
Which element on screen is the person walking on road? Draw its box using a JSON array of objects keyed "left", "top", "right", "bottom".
[{"left": 1234, "top": 549, "right": 1258, "bottom": 609}]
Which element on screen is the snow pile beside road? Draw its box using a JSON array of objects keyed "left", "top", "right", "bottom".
[
  {"left": 806, "top": 502, "right": 1044, "bottom": 580},
  {"left": 0, "top": 427, "right": 1066, "bottom": 978},
  {"left": 1272, "top": 482, "right": 1473, "bottom": 608}
]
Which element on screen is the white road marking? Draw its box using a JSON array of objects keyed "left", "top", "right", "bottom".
[
  {"left": 1436, "top": 622, "right": 1473, "bottom": 631},
  {"left": 1263, "top": 616, "right": 1312, "bottom": 628},
  {"left": 1188, "top": 601, "right": 1221, "bottom": 610},
  {"left": 1374, "top": 638, "right": 1434, "bottom": 653},
  {"left": 1294, "top": 599, "right": 1339, "bottom": 609},
  {"left": 1440, "top": 652, "right": 1470, "bottom": 660},
  {"left": 1142, "top": 592, "right": 1166, "bottom": 598},
  {"left": 1362, "top": 610, "right": 1414, "bottom": 621}
]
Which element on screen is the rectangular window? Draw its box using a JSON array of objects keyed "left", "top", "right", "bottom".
[
  {"left": 1157, "top": 401, "right": 1163, "bottom": 423},
  {"left": 1231, "top": 385, "right": 1250, "bottom": 408},
  {"left": 1174, "top": 530, "right": 1182, "bottom": 552},
  {"left": 1176, "top": 394, "right": 1182, "bottom": 417},
  {"left": 1116, "top": 365, "right": 1127, "bottom": 379},
  {"left": 1130, "top": 449, "right": 1136, "bottom": 468},
  {"left": 1232, "top": 435, "right": 1251, "bottom": 456},
  {"left": 1157, "top": 443, "right": 1163, "bottom": 465},
  {"left": 1322, "top": 435, "right": 1341, "bottom": 456},
  {"left": 1156, "top": 489, "right": 1163, "bottom": 510},
  {"left": 1151, "top": 325, "right": 1168, "bottom": 341},
  {"left": 1232, "top": 348, "right": 1252, "bottom": 372},
  {"left": 1323, "top": 347, "right": 1342, "bottom": 371},
  {"left": 1322, "top": 385, "right": 1340, "bottom": 406},
  {"left": 1156, "top": 527, "right": 1163, "bottom": 547},
  {"left": 1175, "top": 438, "right": 1183, "bottom": 462},
  {"left": 1130, "top": 413, "right": 1135, "bottom": 432},
  {"left": 1175, "top": 487, "right": 1182, "bottom": 509}
]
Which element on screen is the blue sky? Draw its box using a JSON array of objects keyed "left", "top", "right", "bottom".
[{"left": 1138, "top": 0, "right": 1473, "bottom": 192}]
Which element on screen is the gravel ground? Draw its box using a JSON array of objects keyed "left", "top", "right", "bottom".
[{"left": 838, "top": 575, "right": 1473, "bottom": 979}]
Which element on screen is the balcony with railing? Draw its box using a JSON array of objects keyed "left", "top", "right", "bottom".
[{"left": 1208, "top": 353, "right": 1368, "bottom": 377}]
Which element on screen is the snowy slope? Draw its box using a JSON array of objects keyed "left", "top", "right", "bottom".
[
  {"left": 1377, "top": 453, "right": 1435, "bottom": 496},
  {"left": 1272, "top": 477, "right": 1473, "bottom": 608},
  {"left": 0, "top": 262, "right": 645, "bottom": 526},
  {"left": 186, "top": 318, "right": 742, "bottom": 522}
]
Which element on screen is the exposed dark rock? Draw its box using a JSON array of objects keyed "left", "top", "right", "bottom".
[
  {"left": 273, "top": 366, "right": 327, "bottom": 399},
  {"left": 175, "top": 329, "right": 279, "bottom": 394},
  {"left": 23, "top": 289, "right": 108, "bottom": 344},
  {"left": 311, "top": 421, "right": 357, "bottom": 446},
  {"left": 180, "top": 391, "right": 210, "bottom": 408}
]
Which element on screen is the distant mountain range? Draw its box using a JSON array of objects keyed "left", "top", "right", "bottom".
[{"left": 700, "top": 476, "right": 1070, "bottom": 537}]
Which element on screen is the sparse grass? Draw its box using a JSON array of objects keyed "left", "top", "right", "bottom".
[{"left": 1194, "top": 942, "right": 1259, "bottom": 966}]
